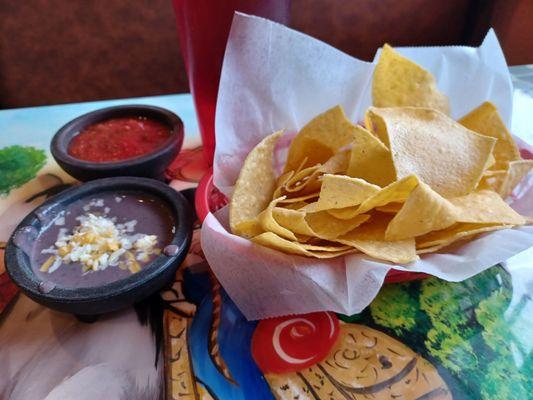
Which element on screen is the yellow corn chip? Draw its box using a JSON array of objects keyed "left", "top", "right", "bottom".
[
  {"left": 357, "top": 175, "right": 419, "bottom": 215},
  {"left": 367, "top": 107, "right": 496, "bottom": 197},
  {"left": 257, "top": 197, "right": 299, "bottom": 241},
  {"left": 375, "top": 202, "right": 403, "bottom": 213},
  {"left": 233, "top": 219, "right": 264, "bottom": 239},
  {"left": 459, "top": 102, "right": 520, "bottom": 170},
  {"left": 284, "top": 165, "right": 321, "bottom": 193},
  {"left": 449, "top": 190, "right": 525, "bottom": 225},
  {"left": 385, "top": 182, "right": 458, "bottom": 240},
  {"left": 272, "top": 208, "right": 316, "bottom": 237},
  {"left": 306, "top": 212, "right": 371, "bottom": 240},
  {"left": 251, "top": 232, "right": 356, "bottom": 258},
  {"left": 498, "top": 159, "right": 533, "bottom": 198},
  {"left": 277, "top": 193, "right": 319, "bottom": 204},
  {"left": 416, "top": 223, "right": 513, "bottom": 253},
  {"left": 337, "top": 213, "right": 418, "bottom": 264},
  {"left": 283, "top": 105, "right": 357, "bottom": 173},
  {"left": 372, "top": 44, "right": 450, "bottom": 114},
  {"left": 230, "top": 131, "right": 283, "bottom": 234},
  {"left": 346, "top": 125, "right": 396, "bottom": 186},
  {"left": 273, "top": 170, "right": 295, "bottom": 198},
  {"left": 326, "top": 206, "right": 360, "bottom": 220},
  {"left": 310, "top": 174, "right": 381, "bottom": 211},
  {"left": 282, "top": 201, "right": 310, "bottom": 210}
]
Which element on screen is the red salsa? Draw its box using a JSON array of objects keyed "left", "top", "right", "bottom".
[{"left": 68, "top": 117, "right": 171, "bottom": 162}]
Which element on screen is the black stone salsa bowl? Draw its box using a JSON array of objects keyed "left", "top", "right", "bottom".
[
  {"left": 4, "top": 177, "right": 192, "bottom": 316},
  {"left": 50, "top": 105, "right": 184, "bottom": 181}
]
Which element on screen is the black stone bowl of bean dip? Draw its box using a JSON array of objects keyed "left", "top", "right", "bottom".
[{"left": 4, "top": 177, "right": 192, "bottom": 316}]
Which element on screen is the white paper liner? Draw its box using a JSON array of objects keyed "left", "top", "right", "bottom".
[{"left": 203, "top": 13, "right": 532, "bottom": 320}]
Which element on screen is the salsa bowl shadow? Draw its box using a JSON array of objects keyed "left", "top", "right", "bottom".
[
  {"left": 51, "top": 105, "right": 184, "bottom": 181},
  {"left": 4, "top": 177, "right": 192, "bottom": 316}
]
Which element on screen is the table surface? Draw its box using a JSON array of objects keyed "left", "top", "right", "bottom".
[{"left": 0, "top": 66, "right": 532, "bottom": 400}]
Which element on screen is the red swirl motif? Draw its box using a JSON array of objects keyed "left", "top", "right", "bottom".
[{"left": 252, "top": 312, "right": 339, "bottom": 374}]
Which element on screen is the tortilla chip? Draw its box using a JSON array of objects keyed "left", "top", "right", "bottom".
[
  {"left": 477, "top": 170, "right": 506, "bottom": 192},
  {"left": 449, "top": 190, "right": 525, "bottom": 225},
  {"left": 283, "top": 105, "right": 358, "bottom": 173},
  {"left": 386, "top": 182, "right": 458, "bottom": 240},
  {"left": 367, "top": 107, "right": 496, "bottom": 197},
  {"left": 273, "top": 170, "right": 295, "bottom": 198},
  {"left": 277, "top": 193, "right": 319, "bottom": 204},
  {"left": 498, "top": 159, "right": 533, "bottom": 198},
  {"left": 257, "top": 197, "right": 299, "bottom": 241},
  {"left": 372, "top": 44, "right": 450, "bottom": 114},
  {"left": 416, "top": 223, "right": 513, "bottom": 252},
  {"left": 375, "top": 202, "right": 403, "bottom": 213},
  {"left": 284, "top": 165, "right": 321, "bottom": 193},
  {"left": 306, "top": 212, "right": 371, "bottom": 240},
  {"left": 233, "top": 219, "right": 264, "bottom": 238},
  {"left": 251, "top": 232, "right": 356, "bottom": 258},
  {"left": 308, "top": 174, "right": 381, "bottom": 212},
  {"left": 230, "top": 131, "right": 283, "bottom": 234},
  {"left": 282, "top": 201, "right": 311, "bottom": 210},
  {"left": 326, "top": 206, "right": 359, "bottom": 220},
  {"left": 346, "top": 125, "right": 395, "bottom": 186},
  {"left": 272, "top": 208, "right": 316, "bottom": 237},
  {"left": 459, "top": 102, "right": 520, "bottom": 170},
  {"left": 337, "top": 213, "right": 417, "bottom": 264},
  {"left": 357, "top": 175, "right": 419, "bottom": 215}
]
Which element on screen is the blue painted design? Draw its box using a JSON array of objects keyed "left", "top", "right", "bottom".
[{"left": 184, "top": 269, "right": 273, "bottom": 399}]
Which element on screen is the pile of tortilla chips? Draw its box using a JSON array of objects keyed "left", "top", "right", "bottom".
[{"left": 229, "top": 45, "right": 532, "bottom": 265}]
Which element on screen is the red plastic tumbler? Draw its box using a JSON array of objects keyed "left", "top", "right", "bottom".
[{"left": 173, "top": 0, "right": 291, "bottom": 166}]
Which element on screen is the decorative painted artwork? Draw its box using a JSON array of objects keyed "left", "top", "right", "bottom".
[
  {"left": 0, "top": 95, "right": 531, "bottom": 399},
  {"left": 162, "top": 227, "right": 531, "bottom": 400}
]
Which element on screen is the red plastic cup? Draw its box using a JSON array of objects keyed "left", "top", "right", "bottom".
[{"left": 173, "top": 0, "right": 292, "bottom": 166}]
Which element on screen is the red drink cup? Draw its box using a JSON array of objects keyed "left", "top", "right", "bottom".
[{"left": 173, "top": 0, "right": 291, "bottom": 166}]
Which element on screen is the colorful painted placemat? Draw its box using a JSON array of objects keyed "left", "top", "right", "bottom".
[{"left": 0, "top": 92, "right": 532, "bottom": 400}]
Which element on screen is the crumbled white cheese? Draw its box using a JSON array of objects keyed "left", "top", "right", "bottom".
[
  {"left": 54, "top": 216, "right": 65, "bottom": 226},
  {"left": 43, "top": 211, "right": 159, "bottom": 274}
]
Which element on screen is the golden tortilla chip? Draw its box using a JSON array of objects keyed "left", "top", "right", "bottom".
[
  {"left": 498, "top": 159, "right": 533, "bottom": 198},
  {"left": 346, "top": 125, "right": 395, "bottom": 186},
  {"left": 284, "top": 150, "right": 351, "bottom": 196},
  {"left": 326, "top": 175, "right": 419, "bottom": 220},
  {"left": 449, "top": 190, "right": 525, "bottom": 225},
  {"left": 326, "top": 206, "right": 359, "bottom": 220},
  {"left": 416, "top": 223, "right": 512, "bottom": 253},
  {"left": 375, "top": 202, "right": 403, "bottom": 213},
  {"left": 257, "top": 197, "right": 299, "bottom": 241},
  {"left": 284, "top": 165, "right": 321, "bottom": 193},
  {"left": 277, "top": 193, "right": 319, "bottom": 204},
  {"left": 233, "top": 219, "right": 264, "bottom": 239},
  {"left": 230, "top": 131, "right": 283, "bottom": 234},
  {"left": 273, "top": 170, "right": 295, "bottom": 198},
  {"left": 307, "top": 174, "right": 381, "bottom": 212},
  {"left": 283, "top": 105, "right": 357, "bottom": 173},
  {"left": 337, "top": 213, "right": 418, "bottom": 264},
  {"left": 251, "top": 232, "right": 356, "bottom": 258},
  {"left": 306, "top": 212, "right": 371, "bottom": 240},
  {"left": 357, "top": 175, "right": 419, "bottom": 215},
  {"left": 282, "top": 201, "right": 310, "bottom": 210},
  {"left": 386, "top": 182, "right": 458, "bottom": 240},
  {"left": 367, "top": 107, "right": 496, "bottom": 197},
  {"left": 272, "top": 208, "right": 316, "bottom": 237},
  {"left": 372, "top": 44, "right": 450, "bottom": 114},
  {"left": 459, "top": 102, "right": 520, "bottom": 170}
]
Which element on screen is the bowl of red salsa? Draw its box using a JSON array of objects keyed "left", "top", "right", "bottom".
[{"left": 51, "top": 105, "right": 184, "bottom": 181}]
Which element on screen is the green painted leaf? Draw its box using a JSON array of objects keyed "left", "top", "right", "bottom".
[{"left": 0, "top": 146, "right": 46, "bottom": 196}]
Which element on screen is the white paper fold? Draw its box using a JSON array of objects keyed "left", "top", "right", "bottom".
[{"left": 204, "top": 13, "right": 532, "bottom": 320}]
